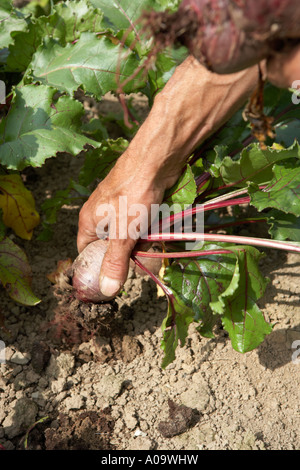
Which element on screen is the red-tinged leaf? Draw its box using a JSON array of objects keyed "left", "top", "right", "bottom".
[
  {"left": 163, "top": 243, "right": 239, "bottom": 321},
  {"left": 221, "top": 246, "right": 271, "bottom": 353},
  {"left": 218, "top": 142, "right": 300, "bottom": 188},
  {"left": 161, "top": 243, "right": 238, "bottom": 367},
  {"left": 30, "top": 33, "right": 145, "bottom": 99},
  {"left": 163, "top": 164, "right": 197, "bottom": 209},
  {"left": 162, "top": 243, "right": 271, "bottom": 364},
  {"left": 249, "top": 164, "right": 300, "bottom": 217},
  {"left": 0, "top": 237, "right": 40, "bottom": 305},
  {"left": 267, "top": 210, "right": 300, "bottom": 241},
  {"left": 161, "top": 288, "right": 195, "bottom": 369}
]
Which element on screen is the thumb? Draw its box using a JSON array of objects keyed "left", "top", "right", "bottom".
[{"left": 99, "top": 238, "right": 136, "bottom": 298}]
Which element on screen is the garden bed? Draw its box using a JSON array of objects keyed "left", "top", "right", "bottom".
[{"left": 0, "top": 94, "right": 299, "bottom": 451}]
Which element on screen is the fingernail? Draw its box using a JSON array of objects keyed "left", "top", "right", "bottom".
[{"left": 99, "top": 276, "right": 122, "bottom": 298}]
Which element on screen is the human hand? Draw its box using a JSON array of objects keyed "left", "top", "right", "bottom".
[
  {"left": 77, "top": 57, "right": 258, "bottom": 299},
  {"left": 77, "top": 149, "right": 170, "bottom": 298}
]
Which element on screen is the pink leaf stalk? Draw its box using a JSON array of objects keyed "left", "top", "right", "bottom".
[{"left": 143, "top": 232, "right": 300, "bottom": 253}]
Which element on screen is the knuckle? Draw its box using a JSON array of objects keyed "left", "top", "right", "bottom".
[
  {"left": 105, "top": 256, "right": 126, "bottom": 272},
  {"left": 103, "top": 257, "right": 129, "bottom": 279}
]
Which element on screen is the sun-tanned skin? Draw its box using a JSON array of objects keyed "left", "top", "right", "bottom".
[{"left": 77, "top": 47, "right": 300, "bottom": 299}]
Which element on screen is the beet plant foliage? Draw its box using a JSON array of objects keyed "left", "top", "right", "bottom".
[{"left": 1, "top": 0, "right": 300, "bottom": 367}]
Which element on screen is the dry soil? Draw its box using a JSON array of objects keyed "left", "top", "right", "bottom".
[{"left": 0, "top": 94, "right": 300, "bottom": 451}]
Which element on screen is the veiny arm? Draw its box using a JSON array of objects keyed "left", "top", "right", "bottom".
[{"left": 77, "top": 56, "right": 259, "bottom": 298}]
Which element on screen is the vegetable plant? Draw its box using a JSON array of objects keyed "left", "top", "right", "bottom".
[{"left": 1, "top": 0, "right": 300, "bottom": 368}]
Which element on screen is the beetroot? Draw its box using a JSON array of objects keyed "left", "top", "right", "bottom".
[
  {"left": 72, "top": 239, "right": 109, "bottom": 303},
  {"left": 142, "top": 0, "right": 300, "bottom": 74},
  {"left": 72, "top": 240, "right": 163, "bottom": 303}
]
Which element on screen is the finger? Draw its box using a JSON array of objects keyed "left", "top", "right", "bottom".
[
  {"left": 267, "top": 44, "right": 300, "bottom": 89},
  {"left": 77, "top": 226, "right": 98, "bottom": 253},
  {"left": 77, "top": 202, "right": 100, "bottom": 253},
  {"left": 99, "top": 237, "right": 137, "bottom": 298}
]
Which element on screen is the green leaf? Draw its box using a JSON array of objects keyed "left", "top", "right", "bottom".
[
  {"left": 90, "top": 0, "right": 157, "bottom": 31},
  {"left": 5, "top": 18, "right": 44, "bottom": 72},
  {"left": 264, "top": 83, "right": 297, "bottom": 121},
  {"left": 275, "top": 120, "right": 300, "bottom": 149},
  {"left": 161, "top": 243, "right": 241, "bottom": 364},
  {"left": 44, "top": 0, "right": 105, "bottom": 45},
  {"left": 203, "top": 109, "right": 250, "bottom": 159},
  {"left": 6, "top": 0, "right": 106, "bottom": 72},
  {"left": 218, "top": 141, "right": 300, "bottom": 188},
  {"left": 40, "top": 179, "right": 89, "bottom": 226},
  {"left": 30, "top": 32, "right": 145, "bottom": 98},
  {"left": 163, "top": 244, "right": 239, "bottom": 322},
  {"left": 36, "top": 222, "right": 54, "bottom": 242},
  {"left": 249, "top": 164, "right": 300, "bottom": 217},
  {"left": 160, "top": 288, "right": 195, "bottom": 369},
  {"left": 223, "top": 300, "right": 272, "bottom": 353},
  {"left": 205, "top": 145, "right": 230, "bottom": 179},
  {"left": 145, "top": 51, "right": 177, "bottom": 105},
  {"left": 0, "top": 84, "right": 99, "bottom": 170},
  {"left": 82, "top": 117, "right": 109, "bottom": 141},
  {"left": 221, "top": 246, "right": 271, "bottom": 353},
  {"left": 163, "top": 164, "right": 197, "bottom": 209},
  {"left": 40, "top": 187, "right": 74, "bottom": 225},
  {"left": 0, "top": 1, "right": 28, "bottom": 51},
  {"left": 155, "top": 0, "right": 181, "bottom": 10},
  {"left": 99, "top": 100, "right": 141, "bottom": 139},
  {"left": 23, "top": 416, "right": 50, "bottom": 450},
  {"left": 20, "top": 0, "right": 53, "bottom": 18},
  {"left": 162, "top": 243, "right": 271, "bottom": 364},
  {"left": 79, "top": 138, "right": 129, "bottom": 186},
  {"left": 0, "top": 236, "right": 40, "bottom": 305},
  {"left": 267, "top": 210, "right": 300, "bottom": 242},
  {"left": 37, "top": 178, "right": 90, "bottom": 241}
]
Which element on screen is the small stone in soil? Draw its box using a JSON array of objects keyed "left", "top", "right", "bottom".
[
  {"left": 31, "top": 341, "right": 51, "bottom": 373},
  {"left": 157, "top": 399, "right": 200, "bottom": 438}
]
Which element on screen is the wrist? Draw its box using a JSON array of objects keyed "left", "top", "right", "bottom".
[
  {"left": 115, "top": 56, "right": 259, "bottom": 192},
  {"left": 112, "top": 146, "right": 180, "bottom": 194}
]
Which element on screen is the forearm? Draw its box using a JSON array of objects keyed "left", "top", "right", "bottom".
[{"left": 115, "top": 55, "right": 259, "bottom": 190}]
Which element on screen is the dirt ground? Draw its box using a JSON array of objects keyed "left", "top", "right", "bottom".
[{"left": 0, "top": 94, "right": 300, "bottom": 451}]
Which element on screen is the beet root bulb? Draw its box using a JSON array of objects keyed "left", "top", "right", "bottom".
[
  {"left": 142, "top": 0, "right": 300, "bottom": 74},
  {"left": 72, "top": 240, "right": 163, "bottom": 303},
  {"left": 72, "top": 240, "right": 111, "bottom": 303}
]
